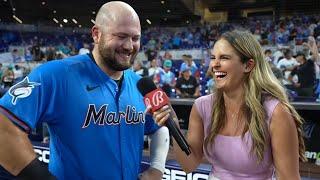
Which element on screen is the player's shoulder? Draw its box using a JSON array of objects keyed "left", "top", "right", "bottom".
[
  {"left": 34, "top": 54, "right": 91, "bottom": 74},
  {"left": 124, "top": 69, "right": 142, "bottom": 82}
]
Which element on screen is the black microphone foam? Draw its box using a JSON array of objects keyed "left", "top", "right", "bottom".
[{"left": 137, "top": 77, "right": 157, "bottom": 96}]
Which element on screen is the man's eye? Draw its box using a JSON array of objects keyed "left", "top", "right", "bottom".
[
  {"left": 132, "top": 37, "right": 140, "bottom": 42},
  {"left": 117, "top": 35, "right": 126, "bottom": 39}
]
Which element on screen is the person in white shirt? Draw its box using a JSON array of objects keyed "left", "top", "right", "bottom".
[
  {"left": 272, "top": 45, "right": 285, "bottom": 65},
  {"left": 148, "top": 58, "right": 162, "bottom": 78},
  {"left": 78, "top": 42, "right": 90, "bottom": 55},
  {"left": 277, "top": 49, "right": 299, "bottom": 85}
]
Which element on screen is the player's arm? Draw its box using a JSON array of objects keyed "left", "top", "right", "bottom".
[
  {"left": 140, "top": 126, "right": 169, "bottom": 180},
  {"left": 0, "top": 112, "right": 56, "bottom": 179},
  {"left": 0, "top": 113, "right": 36, "bottom": 175},
  {"left": 140, "top": 105, "right": 170, "bottom": 180}
]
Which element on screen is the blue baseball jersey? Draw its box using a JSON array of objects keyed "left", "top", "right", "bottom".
[{"left": 0, "top": 54, "right": 159, "bottom": 180}]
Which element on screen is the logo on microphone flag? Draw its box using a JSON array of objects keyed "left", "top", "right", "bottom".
[{"left": 144, "top": 88, "right": 169, "bottom": 113}]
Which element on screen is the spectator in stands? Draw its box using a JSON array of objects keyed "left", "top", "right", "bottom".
[
  {"left": 264, "top": 49, "right": 273, "bottom": 62},
  {"left": 133, "top": 59, "right": 148, "bottom": 77},
  {"left": 163, "top": 51, "right": 172, "bottom": 60},
  {"left": 288, "top": 36, "right": 320, "bottom": 97},
  {"left": 67, "top": 42, "right": 77, "bottom": 56},
  {"left": 12, "top": 49, "right": 23, "bottom": 63},
  {"left": 265, "top": 49, "right": 284, "bottom": 82},
  {"left": 277, "top": 49, "right": 299, "bottom": 86},
  {"left": 78, "top": 42, "right": 90, "bottom": 55},
  {"left": 253, "top": 29, "right": 262, "bottom": 43},
  {"left": 13, "top": 65, "right": 24, "bottom": 82},
  {"left": 172, "top": 33, "right": 182, "bottom": 49},
  {"left": 156, "top": 59, "right": 175, "bottom": 97},
  {"left": 1, "top": 66, "right": 14, "bottom": 90},
  {"left": 31, "top": 41, "right": 42, "bottom": 61},
  {"left": 57, "top": 42, "right": 71, "bottom": 57},
  {"left": 144, "top": 48, "right": 157, "bottom": 62},
  {"left": 24, "top": 47, "right": 33, "bottom": 62},
  {"left": 148, "top": 58, "right": 162, "bottom": 78},
  {"left": 154, "top": 30, "right": 306, "bottom": 179},
  {"left": 179, "top": 54, "right": 198, "bottom": 77},
  {"left": 175, "top": 66, "right": 200, "bottom": 98},
  {"left": 272, "top": 45, "right": 285, "bottom": 65},
  {"left": 289, "top": 52, "right": 316, "bottom": 97},
  {"left": 46, "top": 45, "right": 56, "bottom": 61}
]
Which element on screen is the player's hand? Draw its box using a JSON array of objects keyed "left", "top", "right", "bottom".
[
  {"left": 139, "top": 167, "right": 163, "bottom": 180},
  {"left": 153, "top": 105, "right": 171, "bottom": 126}
]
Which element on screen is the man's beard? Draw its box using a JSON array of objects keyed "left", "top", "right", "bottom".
[{"left": 98, "top": 39, "right": 137, "bottom": 71}]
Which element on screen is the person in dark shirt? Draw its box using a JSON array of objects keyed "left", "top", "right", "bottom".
[
  {"left": 31, "top": 42, "right": 42, "bottom": 61},
  {"left": 289, "top": 52, "right": 315, "bottom": 97},
  {"left": 289, "top": 36, "right": 320, "bottom": 97},
  {"left": 175, "top": 66, "right": 200, "bottom": 98}
]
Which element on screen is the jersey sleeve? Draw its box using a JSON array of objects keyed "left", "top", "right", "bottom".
[
  {"left": 144, "top": 114, "right": 160, "bottom": 135},
  {"left": 0, "top": 63, "right": 63, "bottom": 133}
]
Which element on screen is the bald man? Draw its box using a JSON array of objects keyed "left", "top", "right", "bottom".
[{"left": 0, "top": 1, "right": 169, "bottom": 180}]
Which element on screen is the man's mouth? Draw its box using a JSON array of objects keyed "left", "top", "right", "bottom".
[{"left": 117, "top": 52, "right": 131, "bottom": 59}]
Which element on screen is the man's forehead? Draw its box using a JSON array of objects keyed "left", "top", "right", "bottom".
[{"left": 107, "top": 18, "right": 140, "bottom": 34}]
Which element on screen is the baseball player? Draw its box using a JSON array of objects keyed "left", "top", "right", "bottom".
[{"left": 0, "top": 1, "right": 169, "bottom": 180}]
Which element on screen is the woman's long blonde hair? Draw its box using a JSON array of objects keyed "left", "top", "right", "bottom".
[{"left": 204, "top": 30, "right": 306, "bottom": 162}]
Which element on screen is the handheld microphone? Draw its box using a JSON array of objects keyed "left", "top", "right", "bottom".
[{"left": 137, "top": 77, "right": 191, "bottom": 155}]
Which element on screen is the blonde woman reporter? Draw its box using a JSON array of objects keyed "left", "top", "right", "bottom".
[{"left": 154, "top": 30, "right": 306, "bottom": 180}]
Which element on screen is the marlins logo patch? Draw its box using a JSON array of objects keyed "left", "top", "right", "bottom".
[{"left": 9, "top": 77, "right": 41, "bottom": 105}]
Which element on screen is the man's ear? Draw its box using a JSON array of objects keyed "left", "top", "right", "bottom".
[
  {"left": 244, "top": 59, "right": 255, "bottom": 73},
  {"left": 91, "top": 25, "right": 100, "bottom": 44}
]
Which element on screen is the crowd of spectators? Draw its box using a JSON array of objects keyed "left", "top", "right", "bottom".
[
  {"left": 142, "top": 14, "right": 320, "bottom": 51},
  {"left": 0, "top": 14, "right": 320, "bottom": 100}
]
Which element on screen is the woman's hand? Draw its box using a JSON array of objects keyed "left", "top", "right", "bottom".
[{"left": 152, "top": 105, "right": 171, "bottom": 126}]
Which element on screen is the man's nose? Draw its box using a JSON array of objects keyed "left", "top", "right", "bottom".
[{"left": 123, "top": 38, "right": 133, "bottom": 51}]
